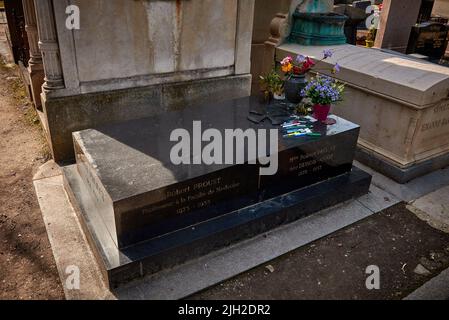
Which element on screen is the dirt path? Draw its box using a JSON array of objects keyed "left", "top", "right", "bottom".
[
  {"left": 0, "top": 28, "right": 64, "bottom": 299},
  {"left": 191, "top": 203, "right": 449, "bottom": 300}
]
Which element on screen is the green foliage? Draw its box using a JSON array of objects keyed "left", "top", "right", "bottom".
[
  {"left": 259, "top": 69, "right": 284, "bottom": 97},
  {"left": 366, "top": 27, "right": 377, "bottom": 42}
]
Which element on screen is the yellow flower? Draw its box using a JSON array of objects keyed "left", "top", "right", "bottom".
[{"left": 282, "top": 63, "right": 293, "bottom": 73}]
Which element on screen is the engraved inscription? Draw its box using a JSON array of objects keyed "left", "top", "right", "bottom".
[
  {"left": 288, "top": 145, "right": 337, "bottom": 177},
  {"left": 140, "top": 171, "right": 251, "bottom": 218},
  {"left": 173, "top": 181, "right": 241, "bottom": 215},
  {"left": 421, "top": 117, "right": 449, "bottom": 132},
  {"left": 74, "top": 143, "right": 106, "bottom": 205},
  {"left": 434, "top": 102, "right": 449, "bottom": 114},
  {"left": 81, "top": 164, "right": 106, "bottom": 204}
]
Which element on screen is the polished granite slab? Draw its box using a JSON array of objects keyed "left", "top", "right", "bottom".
[
  {"left": 72, "top": 96, "right": 360, "bottom": 249},
  {"left": 64, "top": 96, "right": 370, "bottom": 287},
  {"left": 72, "top": 97, "right": 360, "bottom": 248}
]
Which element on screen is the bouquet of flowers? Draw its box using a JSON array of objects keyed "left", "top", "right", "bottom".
[
  {"left": 279, "top": 49, "right": 342, "bottom": 104},
  {"left": 301, "top": 74, "right": 345, "bottom": 123},
  {"left": 280, "top": 49, "right": 339, "bottom": 78},
  {"left": 301, "top": 75, "right": 344, "bottom": 105},
  {"left": 280, "top": 55, "right": 316, "bottom": 77}
]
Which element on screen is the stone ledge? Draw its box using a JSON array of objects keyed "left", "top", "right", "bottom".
[
  {"left": 41, "top": 75, "right": 252, "bottom": 162},
  {"left": 356, "top": 145, "right": 449, "bottom": 184},
  {"left": 276, "top": 43, "right": 449, "bottom": 107}
]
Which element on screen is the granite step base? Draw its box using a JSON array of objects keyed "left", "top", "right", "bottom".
[{"left": 63, "top": 165, "right": 371, "bottom": 288}]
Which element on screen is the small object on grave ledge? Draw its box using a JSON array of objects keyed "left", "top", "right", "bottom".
[
  {"left": 307, "top": 132, "right": 322, "bottom": 137},
  {"left": 281, "top": 115, "right": 329, "bottom": 138},
  {"left": 268, "top": 117, "right": 285, "bottom": 126},
  {"left": 247, "top": 114, "right": 266, "bottom": 124},
  {"left": 247, "top": 103, "right": 292, "bottom": 125}
]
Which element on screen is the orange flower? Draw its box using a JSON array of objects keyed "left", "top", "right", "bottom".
[{"left": 282, "top": 63, "right": 293, "bottom": 73}]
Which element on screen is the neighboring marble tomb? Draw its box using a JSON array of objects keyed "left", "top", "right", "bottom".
[{"left": 277, "top": 43, "right": 449, "bottom": 182}]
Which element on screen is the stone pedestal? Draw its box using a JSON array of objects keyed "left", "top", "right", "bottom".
[
  {"left": 250, "top": 0, "right": 291, "bottom": 94},
  {"left": 28, "top": 65, "right": 44, "bottom": 109}
]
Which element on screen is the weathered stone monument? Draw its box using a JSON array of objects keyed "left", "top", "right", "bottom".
[
  {"left": 31, "top": 0, "right": 255, "bottom": 162},
  {"left": 256, "top": 0, "right": 449, "bottom": 182},
  {"left": 276, "top": 43, "right": 449, "bottom": 182},
  {"left": 374, "top": 0, "right": 422, "bottom": 53}
]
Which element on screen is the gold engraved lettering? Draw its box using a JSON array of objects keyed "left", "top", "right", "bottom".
[
  {"left": 193, "top": 177, "right": 222, "bottom": 191},
  {"left": 298, "top": 169, "right": 308, "bottom": 177},
  {"left": 143, "top": 177, "right": 242, "bottom": 216},
  {"left": 288, "top": 146, "right": 336, "bottom": 174},
  {"left": 166, "top": 186, "right": 191, "bottom": 198}
]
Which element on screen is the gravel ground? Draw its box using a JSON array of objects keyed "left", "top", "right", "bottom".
[{"left": 0, "top": 25, "right": 64, "bottom": 300}]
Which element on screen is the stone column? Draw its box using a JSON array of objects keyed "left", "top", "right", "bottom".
[
  {"left": 235, "top": 0, "right": 256, "bottom": 75},
  {"left": 250, "top": 0, "right": 291, "bottom": 94},
  {"left": 374, "top": 0, "right": 422, "bottom": 53},
  {"left": 22, "top": 0, "right": 45, "bottom": 108},
  {"left": 264, "top": 12, "right": 290, "bottom": 66},
  {"left": 34, "top": 0, "right": 64, "bottom": 91}
]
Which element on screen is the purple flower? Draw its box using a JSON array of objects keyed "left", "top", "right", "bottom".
[
  {"left": 332, "top": 63, "right": 341, "bottom": 74},
  {"left": 296, "top": 54, "right": 306, "bottom": 63},
  {"left": 323, "top": 49, "right": 333, "bottom": 59},
  {"left": 302, "top": 75, "right": 344, "bottom": 105}
]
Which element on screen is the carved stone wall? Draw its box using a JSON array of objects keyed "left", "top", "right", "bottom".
[
  {"left": 33, "top": 0, "right": 255, "bottom": 161},
  {"left": 34, "top": 0, "right": 64, "bottom": 91},
  {"left": 22, "top": 0, "right": 44, "bottom": 108}
]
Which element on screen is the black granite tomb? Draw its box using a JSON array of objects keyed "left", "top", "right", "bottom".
[
  {"left": 63, "top": 96, "right": 371, "bottom": 288},
  {"left": 407, "top": 21, "right": 449, "bottom": 61}
]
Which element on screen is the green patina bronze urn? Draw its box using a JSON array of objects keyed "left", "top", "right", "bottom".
[{"left": 289, "top": 0, "right": 348, "bottom": 46}]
